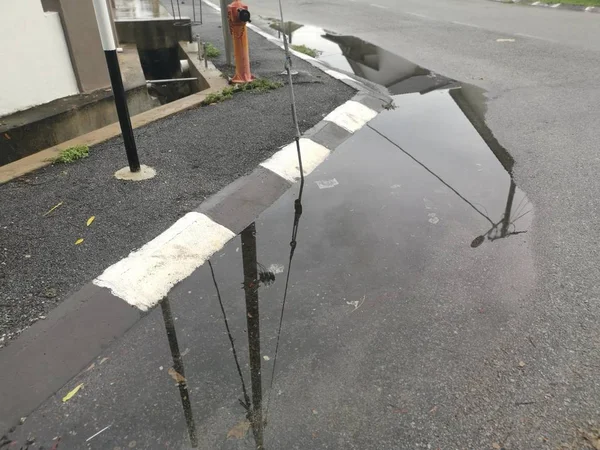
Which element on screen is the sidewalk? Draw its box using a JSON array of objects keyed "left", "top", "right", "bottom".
[{"left": 0, "top": 6, "right": 354, "bottom": 346}]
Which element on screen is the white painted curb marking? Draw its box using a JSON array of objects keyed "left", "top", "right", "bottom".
[
  {"left": 93, "top": 212, "right": 235, "bottom": 310},
  {"left": 324, "top": 100, "right": 378, "bottom": 133},
  {"left": 260, "top": 138, "right": 330, "bottom": 183}
]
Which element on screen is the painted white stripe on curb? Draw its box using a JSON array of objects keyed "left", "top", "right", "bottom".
[
  {"left": 93, "top": 212, "right": 235, "bottom": 310},
  {"left": 260, "top": 138, "right": 330, "bottom": 183},
  {"left": 324, "top": 69, "right": 355, "bottom": 82},
  {"left": 324, "top": 100, "right": 378, "bottom": 133}
]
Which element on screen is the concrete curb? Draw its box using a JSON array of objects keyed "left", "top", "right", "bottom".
[
  {"left": 0, "top": 13, "right": 392, "bottom": 432},
  {"left": 0, "top": 62, "right": 229, "bottom": 185},
  {"left": 488, "top": 0, "right": 600, "bottom": 13}
]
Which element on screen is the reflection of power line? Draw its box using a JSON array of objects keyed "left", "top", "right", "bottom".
[
  {"left": 366, "top": 123, "right": 529, "bottom": 247},
  {"left": 160, "top": 297, "right": 198, "bottom": 448},
  {"left": 207, "top": 261, "right": 252, "bottom": 413},
  {"left": 366, "top": 123, "right": 495, "bottom": 226}
]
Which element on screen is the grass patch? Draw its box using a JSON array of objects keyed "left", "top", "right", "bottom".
[
  {"left": 200, "top": 78, "right": 283, "bottom": 106},
  {"left": 543, "top": 0, "right": 600, "bottom": 5},
  {"left": 203, "top": 42, "right": 220, "bottom": 58},
  {"left": 291, "top": 44, "right": 322, "bottom": 58},
  {"left": 53, "top": 145, "right": 89, "bottom": 164}
]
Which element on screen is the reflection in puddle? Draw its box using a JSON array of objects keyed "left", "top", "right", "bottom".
[
  {"left": 156, "top": 27, "right": 531, "bottom": 449},
  {"left": 267, "top": 20, "right": 457, "bottom": 94},
  {"left": 160, "top": 296, "right": 198, "bottom": 447}
]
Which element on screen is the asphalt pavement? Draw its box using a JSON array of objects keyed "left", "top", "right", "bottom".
[
  {"left": 3, "top": 0, "right": 600, "bottom": 448},
  {"left": 8, "top": 81, "right": 584, "bottom": 449}
]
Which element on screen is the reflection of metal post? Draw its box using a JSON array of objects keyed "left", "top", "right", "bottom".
[
  {"left": 241, "top": 223, "right": 264, "bottom": 447},
  {"left": 500, "top": 179, "right": 517, "bottom": 237},
  {"left": 160, "top": 297, "right": 198, "bottom": 448}
]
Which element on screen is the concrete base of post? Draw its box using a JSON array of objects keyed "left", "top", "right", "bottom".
[{"left": 114, "top": 164, "right": 157, "bottom": 181}]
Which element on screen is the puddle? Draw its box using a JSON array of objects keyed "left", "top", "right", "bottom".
[
  {"left": 7, "top": 26, "right": 536, "bottom": 450},
  {"left": 266, "top": 19, "right": 531, "bottom": 248},
  {"left": 266, "top": 21, "right": 457, "bottom": 94}
]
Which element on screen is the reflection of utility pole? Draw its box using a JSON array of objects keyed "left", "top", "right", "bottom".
[
  {"left": 241, "top": 223, "right": 264, "bottom": 448},
  {"left": 160, "top": 297, "right": 198, "bottom": 448},
  {"left": 500, "top": 179, "right": 516, "bottom": 237},
  {"left": 220, "top": 0, "right": 233, "bottom": 65}
]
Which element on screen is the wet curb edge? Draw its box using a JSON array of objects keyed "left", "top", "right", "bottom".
[
  {"left": 0, "top": 19, "right": 392, "bottom": 433},
  {"left": 488, "top": 0, "right": 600, "bottom": 13}
]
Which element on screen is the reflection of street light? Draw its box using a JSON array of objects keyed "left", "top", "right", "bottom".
[
  {"left": 470, "top": 179, "right": 529, "bottom": 248},
  {"left": 269, "top": 21, "right": 303, "bottom": 44}
]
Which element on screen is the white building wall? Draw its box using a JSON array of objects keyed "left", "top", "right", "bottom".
[{"left": 0, "top": 0, "right": 79, "bottom": 117}]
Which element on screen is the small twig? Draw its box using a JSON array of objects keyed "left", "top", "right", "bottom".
[
  {"left": 527, "top": 336, "right": 536, "bottom": 348},
  {"left": 515, "top": 401, "right": 536, "bottom": 406},
  {"left": 85, "top": 425, "right": 111, "bottom": 442}
]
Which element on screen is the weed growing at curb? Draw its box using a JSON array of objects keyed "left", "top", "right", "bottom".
[
  {"left": 53, "top": 145, "right": 89, "bottom": 164},
  {"left": 291, "top": 44, "right": 322, "bottom": 58},
  {"left": 204, "top": 42, "right": 221, "bottom": 58},
  {"left": 200, "top": 79, "right": 284, "bottom": 106}
]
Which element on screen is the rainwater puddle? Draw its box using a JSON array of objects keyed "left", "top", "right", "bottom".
[
  {"left": 145, "top": 26, "right": 535, "bottom": 450},
  {"left": 10, "top": 25, "right": 536, "bottom": 450},
  {"left": 266, "top": 20, "right": 456, "bottom": 94}
]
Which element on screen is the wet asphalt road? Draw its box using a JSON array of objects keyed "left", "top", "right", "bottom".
[
  {"left": 4, "top": 1, "right": 600, "bottom": 448},
  {"left": 9, "top": 86, "right": 573, "bottom": 449}
]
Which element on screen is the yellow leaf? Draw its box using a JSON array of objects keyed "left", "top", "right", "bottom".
[
  {"left": 168, "top": 367, "right": 186, "bottom": 384},
  {"left": 86, "top": 216, "right": 95, "bottom": 226},
  {"left": 62, "top": 383, "right": 83, "bottom": 402},
  {"left": 43, "top": 201, "right": 63, "bottom": 217},
  {"left": 227, "top": 419, "right": 250, "bottom": 440},
  {"left": 75, "top": 238, "right": 84, "bottom": 245}
]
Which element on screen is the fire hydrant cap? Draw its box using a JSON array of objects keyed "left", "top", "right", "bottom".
[{"left": 238, "top": 8, "right": 251, "bottom": 22}]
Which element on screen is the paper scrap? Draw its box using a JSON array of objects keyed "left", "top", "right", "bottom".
[{"left": 315, "top": 178, "right": 339, "bottom": 189}]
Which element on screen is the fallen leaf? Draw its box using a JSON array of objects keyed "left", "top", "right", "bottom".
[
  {"left": 99, "top": 357, "right": 109, "bottom": 365},
  {"left": 518, "top": 361, "right": 526, "bottom": 368},
  {"left": 86, "top": 216, "right": 95, "bottom": 226},
  {"left": 492, "top": 443, "right": 501, "bottom": 449},
  {"left": 429, "top": 405, "right": 438, "bottom": 415},
  {"left": 263, "top": 355, "right": 270, "bottom": 361},
  {"left": 226, "top": 419, "right": 250, "bottom": 439},
  {"left": 4, "top": 133, "right": 10, "bottom": 140},
  {"left": 75, "top": 238, "right": 84, "bottom": 245},
  {"left": 43, "top": 201, "right": 63, "bottom": 216},
  {"left": 62, "top": 383, "right": 83, "bottom": 402},
  {"left": 84, "top": 363, "right": 95, "bottom": 372},
  {"left": 168, "top": 367, "right": 186, "bottom": 384}
]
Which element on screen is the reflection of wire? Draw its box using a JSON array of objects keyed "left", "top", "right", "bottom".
[
  {"left": 510, "top": 208, "right": 532, "bottom": 225},
  {"left": 265, "top": 0, "right": 306, "bottom": 422},
  {"left": 367, "top": 124, "right": 495, "bottom": 226},
  {"left": 207, "top": 260, "right": 251, "bottom": 412}
]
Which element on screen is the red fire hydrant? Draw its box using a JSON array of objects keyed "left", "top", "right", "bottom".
[{"left": 227, "top": 0, "right": 254, "bottom": 83}]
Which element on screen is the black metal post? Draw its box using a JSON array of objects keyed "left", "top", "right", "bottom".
[
  {"left": 92, "top": 0, "right": 141, "bottom": 173},
  {"left": 241, "top": 223, "right": 264, "bottom": 448},
  {"left": 161, "top": 297, "right": 198, "bottom": 448},
  {"left": 104, "top": 50, "right": 140, "bottom": 172}
]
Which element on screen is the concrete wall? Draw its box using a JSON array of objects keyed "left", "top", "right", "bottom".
[
  {"left": 0, "top": 0, "right": 79, "bottom": 117},
  {"left": 42, "top": 0, "right": 111, "bottom": 93}
]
